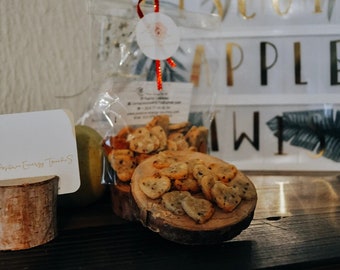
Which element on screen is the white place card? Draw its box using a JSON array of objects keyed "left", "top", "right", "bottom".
[{"left": 0, "top": 109, "right": 80, "bottom": 194}]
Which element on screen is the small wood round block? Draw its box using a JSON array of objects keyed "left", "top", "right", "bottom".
[
  {"left": 110, "top": 182, "right": 139, "bottom": 222},
  {"left": 0, "top": 175, "right": 59, "bottom": 251}
]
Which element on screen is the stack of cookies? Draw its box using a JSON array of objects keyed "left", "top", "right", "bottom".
[
  {"left": 103, "top": 114, "right": 257, "bottom": 244},
  {"left": 131, "top": 150, "right": 257, "bottom": 245},
  {"left": 102, "top": 114, "right": 209, "bottom": 221}
]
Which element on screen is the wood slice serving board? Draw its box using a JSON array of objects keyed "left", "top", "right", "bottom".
[
  {"left": 110, "top": 182, "right": 139, "bottom": 222},
  {"left": 131, "top": 151, "right": 257, "bottom": 245},
  {"left": 0, "top": 175, "right": 59, "bottom": 250}
]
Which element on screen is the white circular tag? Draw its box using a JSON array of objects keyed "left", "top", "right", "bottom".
[{"left": 136, "top": 13, "right": 180, "bottom": 60}]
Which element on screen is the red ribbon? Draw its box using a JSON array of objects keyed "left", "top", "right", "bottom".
[
  {"left": 154, "top": 0, "right": 160, "bottom": 12},
  {"left": 136, "top": 0, "right": 145, "bottom": 18},
  {"left": 137, "top": 0, "right": 160, "bottom": 17},
  {"left": 137, "top": 0, "right": 177, "bottom": 90}
]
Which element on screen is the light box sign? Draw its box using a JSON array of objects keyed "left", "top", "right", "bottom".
[
  {"left": 202, "top": 104, "right": 340, "bottom": 171},
  {"left": 184, "top": 34, "right": 340, "bottom": 171},
  {"left": 168, "top": 0, "right": 340, "bottom": 28},
  {"left": 176, "top": 2, "right": 340, "bottom": 171},
  {"left": 91, "top": 0, "right": 340, "bottom": 171},
  {"left": 173, "top": 35, "right": 340, "bottom": 101}
]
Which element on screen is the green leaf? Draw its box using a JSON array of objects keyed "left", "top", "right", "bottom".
[
  {"left": 266, "top": 109, "right": 340, "bottom": 162},
  {"left": 135, "top": 54, "right": 148, "bottom": 75},
  {"left": 171, "top": 57, "right": 187, "bottom": 71},
  {"left": 146, "top": 60, "right": 156, "bottom": 81}
]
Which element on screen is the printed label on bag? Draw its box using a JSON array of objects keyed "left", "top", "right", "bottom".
[{"left": 112, "top": 81, "right": 193, "bottom": 126}]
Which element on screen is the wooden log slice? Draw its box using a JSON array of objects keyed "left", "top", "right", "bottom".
[
  {"left": 0, "top": 175, "right": 59, "bottom": 250},
  {"left": 110, "top": 182, "right": 139, "bottom": 222},
  {"left": 131, "top": 151, "right": 257, "bottom": 245}
]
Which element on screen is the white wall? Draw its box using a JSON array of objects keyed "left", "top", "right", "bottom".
[{"left": 0, "top": 0, "right": 92, "bottom": 120}]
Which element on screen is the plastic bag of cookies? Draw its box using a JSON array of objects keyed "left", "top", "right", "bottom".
[
  {"left": 101, "top": 112, "right": 211, "bottom": 221},
  {"left": 81, "top": 1, "right": 221, "bottom": 221}
]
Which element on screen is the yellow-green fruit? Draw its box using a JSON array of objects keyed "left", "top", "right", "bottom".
[{"left": 58, "top": 125, "right": 106, "bottom": 208}]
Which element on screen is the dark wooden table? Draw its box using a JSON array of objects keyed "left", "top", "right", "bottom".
[{"left": 1, "top": 172, "right": 340, "bottom": 270}]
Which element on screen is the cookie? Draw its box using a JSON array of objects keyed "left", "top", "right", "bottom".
[
  {"left": 181, "top": 195, "right": 215, "bottom": 224},
  {"left": 211, "top": 181, "right": 242, "bottom": 212},
  {"left": 168, "top": 121, "right": 190, "bottom": 133},
  {"left": 207, "top": 162, "right": 238, "bottom": 183},
  {"left": 227, "top": 175, "right": 257, "bottom": 200},
  {"left": 192, "top": 164, "right": 217, "bottom": 185},
  {"left": 108, "top": 152, "right": 137, "bottom": 182},
  {"left": 173, "top": 177, "right": 200, "bottom": 193},
  {"left": 167, "top": 139, "right": 178, "bottom": 151},
  {"left": 116, "top": 126, "right": 134, "bottom": 138},
  {"left": 150, "top": 125, "right": 167, "bottom": 151},
  {"left": 128, "top": 127, "right": 160, "bottom": 154},
  {"left": 168, "top": 132, "right": 189, "bottom": 151},
  {"left": 152, "top": 151, "right": 177, "bottom": 169},
  {"left": 160, "top": 161, "right": 188, "bottom": 180},
  {"left": 109, "top": 135, "right": 129, "bottom": 150},
  {"left": 111, "top": 149, "right": 134, "bottom": 157},
  {"left": 186, "top": 158, "right": 204, "bottom": 174},
  {"left": 162, "top": 190, "right": 190, "bottom": 215},
  {"left": 200, "top": 174, "right": 217, "bottom": 201},
  {"left": 185, "top": 126, "right": 209, "bottom": 153},
  {"left": 135, "top": 153, "right": 153, "bottom": 165},
  {"left": 139, "top": 175, "right": 171, "bottom": 199},
  {"left": 146, "top": 114, "right": 170, "bottom": 133}
]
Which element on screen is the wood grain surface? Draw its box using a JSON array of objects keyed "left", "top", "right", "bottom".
[
  {"left": 0, "top": 176, "right": 59, "bottom": 251},
  {"left": 1, "top": 172, "right": 339, "bottom": 269}
]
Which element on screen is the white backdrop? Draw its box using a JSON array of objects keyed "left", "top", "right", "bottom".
[{"left": 0, "top": 0, "right": 92, "bottom": 119}]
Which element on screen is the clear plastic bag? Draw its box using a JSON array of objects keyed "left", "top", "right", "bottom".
[
  {"left": 77, "top": 0, "right": 221, "bottom": 220},
  {"left": 82, "top": 0, "right": 220, "bottom": 139},
  {"left": 88, "top": 0, "right": 221, "bottom": 79}
]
